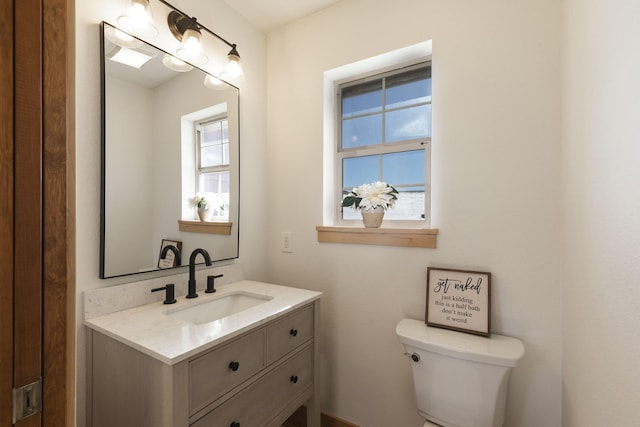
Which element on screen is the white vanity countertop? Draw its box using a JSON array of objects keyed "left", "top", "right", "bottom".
[{"left": 84, "top": 280, "right": 322, "bottom": 365}]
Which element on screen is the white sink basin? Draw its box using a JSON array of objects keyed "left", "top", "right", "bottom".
[{"left": 166, "top": 292, "right": 273, "bottom": 325}]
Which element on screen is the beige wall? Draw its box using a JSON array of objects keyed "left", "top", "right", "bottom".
[
  {"left": 266, "top": 0, "right": 563, "bottom": 425},
  {"left": 562, "top": 0, "right": 640, "bottom": 425},
  {"left": 75, "top": 0, "right": 640, "bottom": 426}
]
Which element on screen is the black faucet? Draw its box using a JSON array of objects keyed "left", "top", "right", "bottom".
[
  {"left": 187, "top": 248, "right": 212, "bottom": 299},
  {"left": 160, "top": 244, "right": 181, "bottom": 267},
  {"left": 151, "top": 283, "right": 177, "bottom": 304}
]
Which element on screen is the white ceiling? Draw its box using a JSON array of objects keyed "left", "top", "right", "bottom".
[{"left": 222, "top": 0, "right": 343, "bottom": 32}]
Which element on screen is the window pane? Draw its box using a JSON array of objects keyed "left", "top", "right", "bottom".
[
  {"left": 201, "top": 171, "right": 230, "bottom": 214},
  {"left": 203, "top": 123, "right": 223, "bottom": 144},
  {"left": 342, "top": 80, "right": 382, "bottom": 118},
  {"left": 200, "top": 119, "right": 229, "bottom": 167},
  {"left": 386, "top": 68, "right": 431, "bottom": 109},
  {"left": 385, "top": 104, "right": 431, "bottom": 142},
  {"left": 384, "top": 190, "right": 425, "bottom": 220},
  {"left": 202, "top": 145, "right": 224, "bottom": 167},
  {"left": 342, "top": 114, "right": 382, "bottom": 149},
  {"left": 343, "top": 155, "right": 378, "bottom": 189},
  {"left": 382, "top": 150, "right": 425, "bottom": 185}
]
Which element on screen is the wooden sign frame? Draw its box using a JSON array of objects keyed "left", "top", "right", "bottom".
[{"left": 426, "top": 267, "right": 491, "bottom": 337}]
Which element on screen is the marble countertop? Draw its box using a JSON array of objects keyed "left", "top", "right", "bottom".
[{"left": 84, "top": 280, "right": 322, "bottom": 365}]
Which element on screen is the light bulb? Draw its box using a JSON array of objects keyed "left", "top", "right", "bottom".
[
  {"left": 225, "top": 46, "right": 243, "bottom": 79},
  {"left": 176, "top": 28, "right": 207, "bottom": 64},
  {"left": 117, "top": 0, "right": 158, "bottom": 38}
]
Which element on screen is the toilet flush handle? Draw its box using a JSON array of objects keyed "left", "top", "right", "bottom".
[{"left": 404, "top": 352, "right": 420, "bottom": 362}]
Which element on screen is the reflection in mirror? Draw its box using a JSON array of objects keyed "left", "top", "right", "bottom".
[{"left": 100, "top": 22, "right": 239, "bottom": 279}]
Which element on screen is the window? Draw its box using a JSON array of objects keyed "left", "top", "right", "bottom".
[
  {"left": 337, "top": 62, "right": 431, "bottom": 225},
  {"left": 196, "top": 116, "right": 230, "bottom": 217}
]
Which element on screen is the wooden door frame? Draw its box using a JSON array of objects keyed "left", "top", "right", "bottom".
[
  {"left": 1, "top": 0, "right": 74, "bottom": 425},
  {"left": 42, "top": 0, "right": 75, "bottom": 425},
  {"left": 0, "top": 0, "right": 15, "bottom": 422}
]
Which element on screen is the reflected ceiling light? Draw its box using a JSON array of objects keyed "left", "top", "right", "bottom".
[
  {"left": 162, "top": 53, "right": 193, "bottom": 72},
  {"left": 104, "top": 26, "right": 143, "bottom": 49},
  {"left": 107, "top": 46, "right": 153, "bottom": 69},
  {"left": 203, "top": 74, "right": 226, "bottom": 90},
  {"left": 117, "top": 0, "right": 158, "bottom": 38},
  {"left": 167, "top": 11, "right": 207, "bottom": 64}
]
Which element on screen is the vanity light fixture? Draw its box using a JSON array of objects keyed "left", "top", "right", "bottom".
[
  {"left": 117, "top": 0, "right": 159, "bottom": 38},
  {"left": 160, "top": 0, "right": 244, "bottom": 80},
  {"left": 162, "top": 53, "right": 193, "bottom": 72}
]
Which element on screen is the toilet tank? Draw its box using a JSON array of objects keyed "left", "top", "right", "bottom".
[{"left": 396, "top": 319, "right": 524, "bottom": 427}]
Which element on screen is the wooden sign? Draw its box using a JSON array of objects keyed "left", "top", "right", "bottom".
[{"left": 426, "top": 267, "right": 491, "bottom": 337}]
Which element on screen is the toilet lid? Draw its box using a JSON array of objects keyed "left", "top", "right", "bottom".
[{"left": 396, "top": 318, "right": 525, "bottom": 367}]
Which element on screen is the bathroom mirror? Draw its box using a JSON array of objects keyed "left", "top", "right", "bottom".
[{"left": 100, "top": 22, "right": 240, "bottom": 279}]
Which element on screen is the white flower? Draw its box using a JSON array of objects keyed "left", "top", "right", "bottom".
[
  {"left": 188, "top": 193, "right": 208, "bottom": 209},
  {"left": 342, "top": 181, "right": 398, "bottom": 210}
]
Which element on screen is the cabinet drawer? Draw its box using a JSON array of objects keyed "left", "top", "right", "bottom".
[
  {"left": 266, "top": 305, "right": 313, "bottom": 364},
  {"left": 189, "top": 329, "right": 265, "bottom": 415},
  {"left": 192, "top": 344, "right": 313, "bottom": 427}
]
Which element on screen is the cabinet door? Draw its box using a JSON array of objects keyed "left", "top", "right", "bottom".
[
  {"left": 192, "top": 345, "right": 313, "bottom": 427},
  {"left": 190, "top": 329, "right": 266, "bottom": 415},
  {"left": 266, "top": 305, "right": 314, "bottom": 364}
]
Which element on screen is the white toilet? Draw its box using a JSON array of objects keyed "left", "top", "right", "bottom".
[{"left": 396, "top": 319, "right": 524, "bottom": 427}]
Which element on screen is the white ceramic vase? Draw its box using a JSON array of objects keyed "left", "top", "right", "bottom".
[
  {"left": 361, "top": 206, "right": 385, "bottom": 228},
  {"left": 197, "top": 207, "right": 210, "bottom": 222}
]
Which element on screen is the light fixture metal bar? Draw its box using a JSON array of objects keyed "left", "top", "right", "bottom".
[{"left": 156, "top": 0, "right": 236, "bottom": 49}]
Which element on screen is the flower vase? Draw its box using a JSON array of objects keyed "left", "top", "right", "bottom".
[
  {"left": 361, "top": 206, "right": 385, "bottom": 228},
  {"left": 197, "top": 207, "right": 210, "bottom": 222}
]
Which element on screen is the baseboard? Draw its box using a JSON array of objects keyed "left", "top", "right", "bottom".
[
  {"left": 321, "top": 412, "right": 360, "bottom": 427},
  {"left": 283, "top": 406, "right": 360, "bottom": 427}
]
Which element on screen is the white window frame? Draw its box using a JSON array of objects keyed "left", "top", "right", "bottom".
[{"left": 334, "top": 62, "right": 432, "bottom": 228}]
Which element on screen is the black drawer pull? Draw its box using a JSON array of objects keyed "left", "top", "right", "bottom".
[
  {"left": 230, "top": 422, "right": 240, "bottom": 427},
  {"left": 289, "top": 328, "right": 298, "bottom": 337},
  {"left": 290, "top": 375, "right": 298, "bottom": 384},
  {"left": 229, "top": 361, "right": 240, "bottom": 372}
]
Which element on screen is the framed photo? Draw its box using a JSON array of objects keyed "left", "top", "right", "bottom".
[
  {"left": 157, "top": 239, "right": 182, "bottom": 269},
  {"left": 426, "top": 267, "right": 491, "bottom": 337}
]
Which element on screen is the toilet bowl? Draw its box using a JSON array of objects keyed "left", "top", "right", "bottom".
[{"left": 396, "top": 319, "right": 524, "bottom": 427}]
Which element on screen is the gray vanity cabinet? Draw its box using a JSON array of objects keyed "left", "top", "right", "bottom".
[{"left": 88, "top": 302, "right": 320, "bottom": 427}]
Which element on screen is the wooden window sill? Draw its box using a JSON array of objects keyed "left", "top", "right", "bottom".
[
  {"left": 178, "top": 220, "right": 233, "bottom": 235},
  {"left": 316, "top": 226, "right": 438, "bottom": 248}
]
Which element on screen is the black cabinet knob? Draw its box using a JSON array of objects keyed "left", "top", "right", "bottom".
[
  {"left": 289, "top": 328, "right": 298, "bottom": 337},
  {"left": 290, "top": 375, "right": 298, "bottom": 384},
  {"left": 230, "top": 422, "right": 240, "bottom": 427},
  {"left": 229, "top": 361, "right": 240, "bottom": 372}
]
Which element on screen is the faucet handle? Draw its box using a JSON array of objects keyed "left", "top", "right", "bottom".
[
  {"left": 205, "top": 274, "right": 224, "bottom": 293},
  {"left": 151, "top": 284, "right": 177, "bottom": 304}
]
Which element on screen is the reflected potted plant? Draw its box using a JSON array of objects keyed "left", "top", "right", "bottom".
[
  {"left": 188, "top": 193, "right": 210, "bottom": 222},
  {"left": 341, "top": 181, "right": 398, "bottom": 228}
]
